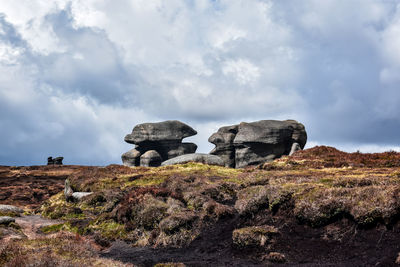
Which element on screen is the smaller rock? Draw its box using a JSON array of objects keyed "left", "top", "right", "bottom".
[
  {"left": 264, "top": 252, "right": 286, "bottom": 263},
  {"left": 140, "top": 150, "right": 162, "bottom": 167},
  {"left": 0, "top": 204, "right": 24, "bottom": 216},
  {"left": 64, "top": 179, "right": 93, "bottom": 202},
  {"left": 64, "top": 179, "right": 74, "bottom": 201},
  {"left": 47, "top": 156, "right": 63, "bottom": 165},
  {"left": 161, "top": 153, "right": 224, "bottom": 166},
  {"left": 232, "top": 225, "right": 279, "bottom": 248},
  {"left": 121, "top": 148, "right": 141, "bottom": 167},
  {"left": 289, "top": 142, "right": 301, "bottom": 156},
  {"left": 71, "top": 192, "right": 93, "bottom": 201},
  {"left": 54, "top": 157, "right": 63, "bottom": 165},
  {"left": 0, "top": 216, "right": 15, "bottom": 225}
]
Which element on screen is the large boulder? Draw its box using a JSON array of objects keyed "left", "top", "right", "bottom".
[
  {"left": 161, "top": 153, "right": 225, "bottom": 167},
  {"left": 124, "top": 120, "right": 197, "bottom": 144},
  {"left": 122, "top": 121, "right": 198, "bottom": 167},
  {"left": 209, "top": 120, "right": 307, "bottom": 168},
  {"left": 209, "top": 125, "right": 238, "bottom": 168}
]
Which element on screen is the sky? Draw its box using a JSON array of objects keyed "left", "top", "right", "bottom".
[{"left": 1, "top": 0, "right": 400, "bottom": 166}]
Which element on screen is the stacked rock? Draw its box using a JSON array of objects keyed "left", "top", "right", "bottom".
[
  {"left": 209, "top": 120, "right": 307, "bottom": 168},
  {"left": 47, "top": 157, "right": 63, "bottom": 165},
  {"left": 122, "top": 120, "right": 198, "bottom": 167}
]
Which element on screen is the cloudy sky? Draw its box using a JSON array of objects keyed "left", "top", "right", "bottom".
[{"left": 1, "top": 0, "right": 400, "bottom": 165}]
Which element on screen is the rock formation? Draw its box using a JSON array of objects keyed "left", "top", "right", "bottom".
[
  {"left": 209, "top": 120, "right": 307, "bottom": 168},
  {"left": 122, "top": 120, "right": 198, "bottom": 167},
  {"left": 47, "top": 156, "right": 63, "bottom": 165},
  {"left": 0, "top": 204, "right": 24, "bottom": 215},
  {"left": 64, "top": 179, "right": 93, "bottom": 202},
  {"left": 161, "top": 153, "right": 225, "bottom": 166}
]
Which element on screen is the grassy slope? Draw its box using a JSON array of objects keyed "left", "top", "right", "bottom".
[
  {"left": 2, "top": 146, "right": 400, "bottom": 265},
  {"left": 38, "top": 146, "right": 400, "bottom": 246}
]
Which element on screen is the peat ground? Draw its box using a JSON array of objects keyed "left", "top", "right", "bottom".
[{"left": 1, "top": 146, "right": 400, "bottom": 266}]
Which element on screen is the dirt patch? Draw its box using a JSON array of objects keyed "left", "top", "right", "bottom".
[{"left": 102, "top": 215, "right": 400, "bottom": 266}]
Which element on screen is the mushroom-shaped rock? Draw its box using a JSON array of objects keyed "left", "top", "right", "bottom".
[
  {"left": 122, "top": 120, "right": 198, "bottom": 166},
  {"left": 161, "top": 153, "right": 224, "bottom": 166},
  {"left": 124, "top": 120, "right": 197, "bottom": 144},
  {"left": 140, "top": 150, "right": 162, "bottom": 167}
]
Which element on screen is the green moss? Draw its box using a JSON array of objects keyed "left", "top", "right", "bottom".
[
  {"left": 0, "top": 211, "right": 20, "bottom": 217},
  {"left": 318, "top": 178, "right": 334, "bottom": 186},
  {"left": 88, "top": 220, "right": 127, "bottom": 240},
  {"left": 41, "top": 223, "right": 65, "bottom": 234},
  {"left": 125, "top": 176, "right": 165, "bottom": 187}
]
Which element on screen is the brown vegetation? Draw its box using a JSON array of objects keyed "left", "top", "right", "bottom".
[
  {"left": 0, "top": 232, "right": 132, "bottom": 267},
  {"left": 1, "top": 146, "right": 400, "bottom": 265}
]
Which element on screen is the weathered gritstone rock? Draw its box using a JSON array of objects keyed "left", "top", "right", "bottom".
[
  {"left": 209, "top": 119, "right": 307, "bottom": 168},
  {"left": 208, "top": 125, "right": 238, "bottom": 168},
  {"left": 232, "top": 225, "right": 279, "bottom": 248},
  {"left": 289, "top": 142, "right": 301, "bottom": 156},
  {"left": 122, "top": 121, "right": 198, "bottom": 167},
  {"left": 140, "top": 150, "right": 162, "bottom": 167},
  {"left": 121, "top": 148, "right": 141, "bottom": 167},
  {"left": 0, "top": 216, "right": 15, "bottom": 225},
  {"left": 0, "top": 204, "right": 24, "bottom": 216},
  {"left": 64, "top": 179, "right": 93, "bottom": 202},
  {"left": 161, "top": 153, "right": 224, "bottom": 167},
  {"left": 124, "top": 120, "right": 197, "bottom": 144}
]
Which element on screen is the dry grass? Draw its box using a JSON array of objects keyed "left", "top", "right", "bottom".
[{"left": 0, "top": 232, "right": 132, "bottom": 267}]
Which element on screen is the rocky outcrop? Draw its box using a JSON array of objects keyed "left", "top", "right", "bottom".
[
  {"left": 208, "top": 125, "right": 238, "bottom": 168},
  {"left": 122, "top": 121, "right": 198, "bottom": 167},
  {"left": 0, "top": 216, "right": 15, "bottom": 225},
  {"left": 64, "top": 179, "right": 93, "bottom": 202},
  {"left": 47, "top": 157, "right": 63, "bottom": 165},
  {"left": 289, "top": 142, "right": 301, "bottom": 156},
  {"left": 140, "top": 150, "right": 162, "bottom": 167},
  {"left": 0, "top": 204, "right": 24, "bottom": 216},
  {"left": 209, "top": 120, "right": 307, "bottom": 168},
  {"left": 161, "top": 153, "right": 225, "bottom": 167}
]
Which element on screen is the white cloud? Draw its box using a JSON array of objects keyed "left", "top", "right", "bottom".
[
  {"left": 1, "top": 0, "right": 400, "bottom": 165},
  {"left": 222, "top": 59, "right": 260, "bottom": 85}
]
